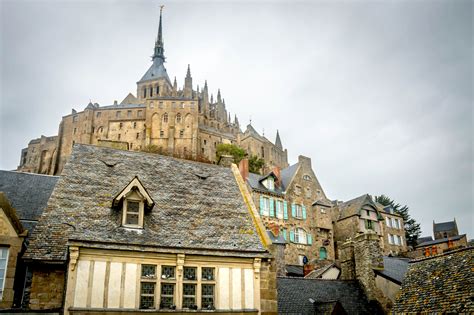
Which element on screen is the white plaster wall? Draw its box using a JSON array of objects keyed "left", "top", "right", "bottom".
[
  {"left": 321, "top": 267, "right": 340, "bottom": 279},
  {"left": 218, "top": 267, "right": 230, "bottom": 309},
  {"left": 243, "top": 269, "right": 254, "bottom": 309},
  {"left": 74, "top": 260, "right": 90, "bottom": 307},
  {"left": 91, "top": 261, "right": 106, "bottom": 307},
  {"left": 231, "top": 268, "right": 241, "bottom": 309},
  {"left": 123, "top": 263, "right": 137, "bottom": 308},
  {"left": 107, "top": 262, "right": 122, "bottom": 308}
]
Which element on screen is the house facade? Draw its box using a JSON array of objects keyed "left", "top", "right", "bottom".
[
  {"left": 240, "top": 155, "right": 335, "bottom": 266},
  {"left": 23, "top": 144, "right": 278, "bottom": 314}
]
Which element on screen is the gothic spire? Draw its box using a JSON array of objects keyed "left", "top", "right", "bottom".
[
  {"left": 153, "top": 5, "right": 165, "bottom": 62},
  {"left": 275, "top": 130, "right": 283, "bottom": 149},
  {"left": 217, "top": 89, "right": 222, "bottom": 103},
  {"left": 186, "top": 64, "right": 191, "bottom": 78}
]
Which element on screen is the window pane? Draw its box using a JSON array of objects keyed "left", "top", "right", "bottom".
[
  {"left": 202, "top": 267, "right": 214, "bottom": 281},
  {"left": 126, "top": 213, "right": 139, "bottom": 225},
  {"left": 141, "top": 265, "right": 156, "bottom": 278},
  {"left": 183, "top": 267, "right": 196, "bottom": 280},
  {"left": 202, "top": 284, "right": 215, "bottom": 309},
  {"left": 140, "top": 295, "right": 154, "bottom": 309},
  {"left": 141, "top": 282, "right": 155, "bottom": 295},
  {"left": 160, "top": 283, "right": 174, "bottom": 309},
  {"left": 183, "top": 283, "right": 196, "bottom": 295},
  {"left": 161, "top": 266, "right": 175, "bottom": 279},
  {"left": 128, "top": 201, "right": 139, "bottom": 213}
]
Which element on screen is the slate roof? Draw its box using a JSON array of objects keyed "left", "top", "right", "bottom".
[
  {"left": 415, "top": 234, "right": 466, "bottom": 247},
  {"left": 304, "top": 263, "right": 340, "bottom": 279},
  {"left": 0, "top": 170, "right": 59, "bottom": 232},
  {"left": 394, "top": 247, "right": 474, "bottom": 313},
  {"left": 278, "top": 278, "right": 383, "bottom": 315},
  {"left": 337, "top": 194, "right": 379, "bottom": 220},
  {"left": 0, "top": 193, "right": 25, "bottom": 236},
  {"left": 247, "top": 162, "right": 299, "bottom": 196},
  {"left": 25, "top": 144, "right": 267, "bottom": 261},
  {"left": 416, "top": 236, "right": 433, "bottom": 244},
  {"left": 138, "top": 59, "right": 172, "bottom": 85},
  {"left": 433, "top": 220, "right": 457, "bottom": 232},
  {"left": 286, "top": 265, "right": 304, "bottom": 277},
  {"left": 374, "top": 256, "right": 410, "bottom": 285}
]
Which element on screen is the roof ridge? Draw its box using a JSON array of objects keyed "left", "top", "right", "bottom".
[{"left": 0, "top": 170, "right": 60, "bottom": 178}]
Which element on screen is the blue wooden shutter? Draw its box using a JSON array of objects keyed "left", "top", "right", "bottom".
[
  {"left": 302, "top": 205, "right": 307, "bottom": 220},
  {"left": 289, "top": 230, "right": 295, "bottom": 243},
  {"left": 307, "top": 233, "right": 312, "bottom": 245},
  {"left": 259, "top": 196, "right": 265, "bottom": 216},
  {"left": 291, "top": 203, "right": 296, "bottom": 218},
  {"left": 269, "top": 198, "right": 275, "bottom": 217},
  {"left": 283, "top": 201, "right": 288, "bottom": 220},
  {"left": 282, "top": 229, "right": 287, "bottom": 241}
]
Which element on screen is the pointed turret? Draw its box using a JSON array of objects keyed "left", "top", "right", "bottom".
[
  {"left": 202, "top": 81, "right": 209, "bottom": 114},
  {"left": 172, "top": 77, "right": 177, "bottom": 96},
  {"left": 275, "top": 130, "right": 283, "bottom": 149},
  {"left": 184, "top": 64, "right": 193, "bottom": 98},
  {"left": 234, "top": 114, "right": 239, "bottom": 127},
  {"left": 217, "top": 89, "right": 222, "bottom": 103},
  {"left": 211, "top": 94, "right": 214, "bottom": 104}
]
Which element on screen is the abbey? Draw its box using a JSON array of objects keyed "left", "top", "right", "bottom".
[{"left": 17, "top": 8, "right": 288, "bottom": 176}]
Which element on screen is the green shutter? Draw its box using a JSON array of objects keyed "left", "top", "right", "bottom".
[
  {"left": 307, "top": 233, "right": 312, "bottom": 245},
  {"left": 259, "top": 196, "right": 265, "bottom": 216},
  {"left": 289, "top": 230, "right": 295, "bottom": 243},
  {"left": 302, "top": 206, "right": 307, "bottom": 220},
  {"left": 283, "top": 201, "right": 288, "bottom": 220},
  {"left": 291, "top": 203, "right": 296, "bottom": 218},
  {"left": 282, "top": 229, "right": 287, "bottom": 240},
  {"left": 269, "top": 198, "right": 275, "bottom": 217}
]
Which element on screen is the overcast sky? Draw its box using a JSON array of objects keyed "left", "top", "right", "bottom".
[{"left": 1, "top": 0, "right": 472, "bottom": 237}]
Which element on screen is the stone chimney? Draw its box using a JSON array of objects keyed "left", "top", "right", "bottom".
[
  {"left": 218, "top": 155, "right": 234, "bottom": 167},
  {"left": 339, "top": 232, "right": 391, "bottom": 312},
  {"left": 239, "top": 159, "right": 249, "bottom": 181}
]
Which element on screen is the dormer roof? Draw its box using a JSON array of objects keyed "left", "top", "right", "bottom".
[{"left": 113, "top": 176, "right": 154, "bottom": 209}]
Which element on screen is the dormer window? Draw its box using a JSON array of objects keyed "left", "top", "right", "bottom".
[
  {"left": 263, "top": 177, "right": 274, "bottom": 190},
  {"left": 113, "top": 177, "right": 154, "bottom": 229}
]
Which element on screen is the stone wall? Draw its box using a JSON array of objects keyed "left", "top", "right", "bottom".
[
  {"left": 29, "top": 265, "right": 65, "bottom": 310},
  {"left": 0, "top": 234, "right": 24, "bottom": 309},
  {"left": 259, "top": 243, "right": 284, "bottom": 315}
]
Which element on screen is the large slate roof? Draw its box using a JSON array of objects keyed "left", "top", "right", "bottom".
[
  {"left": 247, "top": 162, "right": 299, "bottom": 195},
  {"left": 25, "top": 144, "right": 267, "bottom": 261},
  {"left": 433, "top": 220, "right": 457, "bottom": 232},
  {"left": 278, "top": 278, "right": 383, "bottom": 315},
  {"left": 416, "top": 236, "right": 433, "bottom": 244},
  {"left": 374, "top": 256, "right": 410, "bottom": 285},
  {"left": 0, "top": 170, "right": 59, "bottom": 232},
  {"left": 394, "top": 247, "right": 474, "bottom": 313}
]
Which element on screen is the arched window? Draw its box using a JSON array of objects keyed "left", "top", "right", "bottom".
[
  {"left": 156, "top": 86, "right": 160, "bottom": 95},
  {"left": 163, "top": 113, "right": 168, "bottom": 123},
  {"left": 319, "top": 247, "right": 327, "bottom": 260},
  {"left": 143, "top": 88, "right": 147, "bottom": 98},
  {"left": 176, "top": 113, "right": 182, "bottom": 123}
]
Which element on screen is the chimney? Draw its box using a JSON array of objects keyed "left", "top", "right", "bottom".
[
  {"left": 218, "top": 155, "right": 234, "bottom": 167},
  {"left": 272, "top": 166, "right": 281, "bottom": 187},
  {"left": 239, "top": 159, "right": 249, "bottom": 181}
]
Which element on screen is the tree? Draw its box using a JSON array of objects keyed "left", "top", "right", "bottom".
[
  {"left": 249, "top": 155, "right": 265, "bottom": 174},
  {"left": 216, "top": 143, "right": 246, "bottom": 164},
  {"left": 375, "top": 194, "right": 421, "bottom": 248}
]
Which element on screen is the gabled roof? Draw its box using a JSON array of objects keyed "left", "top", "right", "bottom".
[
  {"left": 120, "top": 93, "right": 139, "bottom": 105},
  {"left": 337, "top": 194, "right": 379, "bottom": 220},
  {"left": 25, "top": 144, "right": 267, "bottom": 262},
  {"left": 247, "top": 173, "right": 285, "bottom": 196},
  {"left": 433, "top": 220, "right": 457, "bottom": 232},
  {"left": 312, "top": 199, "right": 333, "bottom": 207},
  {"left": 278, "top": 278, "right": 383, "bottom": 315},
  {"left": 394, "top": 247, "right": 474, "bottom": 313},
  {"left": 113, "top": 176, "right": 155, "bottom": 208},
  {"left": 280, "top": 163, "right": 299, "bottom": 189},
  {"left": 374, "top": 256, "right": 410, "bottom": 285},
  {"left": 0, "top": 170, "right": 59, "bottom": 224},
  {"left": 305, "top": 263, "right": 340, "bottom": 279}
]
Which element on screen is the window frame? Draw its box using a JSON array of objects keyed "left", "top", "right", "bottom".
[
  {"left": 276, "top": 200, "right": 284, "bottom": 219},
  {"left": 0, "top": 247, "right": 9, "bottom": 301},
  {"left": 295, "top": 204, "right": 303, "bottom": 219},
  {"left": 294, "top": 228, "right": 307, "bottom": 244},
  {"left": 261, "top": 197, "right": 270, "bottom": 216},
  {"left": 122, "top": 197, "right": 144, "bottom": 229}
]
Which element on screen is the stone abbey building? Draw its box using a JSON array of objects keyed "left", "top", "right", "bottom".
[{"left": 17, "top": 8, "right": 288, "bottom": 176}]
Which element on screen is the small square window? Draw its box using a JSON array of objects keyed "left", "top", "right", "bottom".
[
  {"left": 161, "top": 266, "right": 175, "bottom": 279},
  {"left": 183, "top": 267, "right": 196, "bottom": 280},
  {"left": 116, "top": 111, "right": 121, "bottom": 118},
  {"left": 96, "top": 112, "right": 101, "bottom": 118},
  {"left": 138, "top": 110, "right": 143, "bottom": 117},
  {"left": 127, "top": 110, "right": 132, "bottom": 118},
  {"left": 202, "top": 267, "right": 214, "bottom": 281},
  {"left": 141, "top": 265, "right": 156, "bottom": 279},
  {"left": 160, "top": 130, "right": 164, "bottom": 137},
  {"left": 125, "top": 201, "right": 139, "bottom": 225},
  {"left": 179, "top": 130, "right": 184, "bottom": 138}
]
